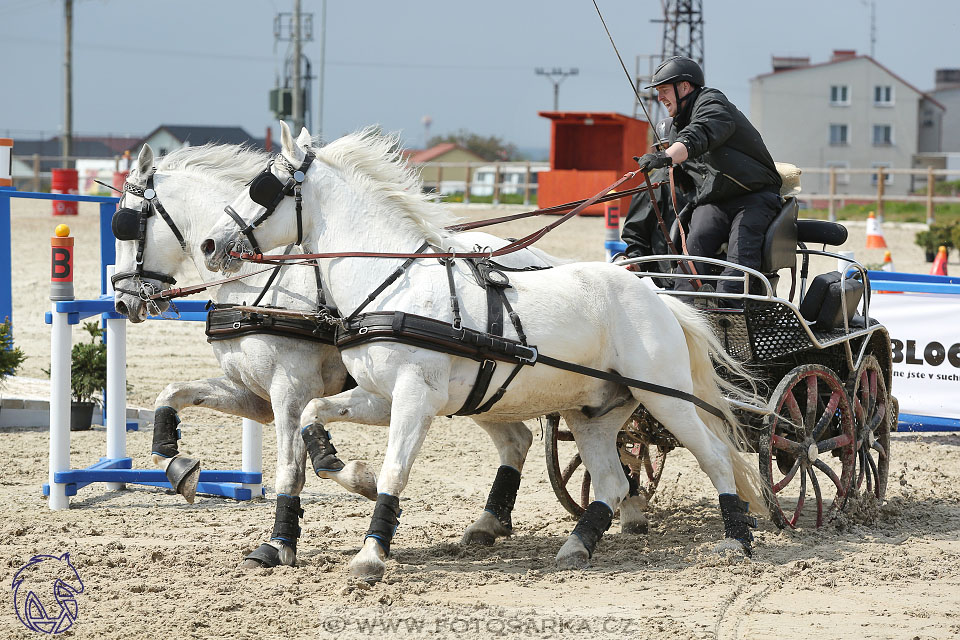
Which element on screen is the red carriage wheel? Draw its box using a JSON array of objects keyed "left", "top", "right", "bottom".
[
  {"left": 760, "top": 364, "right": 856, "bottom": 529},
  {"left": 847, "top": 355, "right": 891, "bottom": 500},
  {"left": 545, "top": 414, "right": 669, "bottom": 519}
]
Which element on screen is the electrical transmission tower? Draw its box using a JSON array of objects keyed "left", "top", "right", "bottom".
[
  {"left": 655, "top": 0, "right": 704, "bottom": 68},
  {"left": 638, "top": 0, "right": 705, "bottom": 123}
]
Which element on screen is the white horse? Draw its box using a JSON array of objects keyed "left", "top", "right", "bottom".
[
  {"left": 113, "top": 140, "right": 561, "bottom": 567},
  {"left": 201, "top": 122, "right": 769, "bottom": 582}
]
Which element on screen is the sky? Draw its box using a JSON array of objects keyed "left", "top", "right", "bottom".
[{"left": 0, "top": 0, "right": 957, "bottom": 156}]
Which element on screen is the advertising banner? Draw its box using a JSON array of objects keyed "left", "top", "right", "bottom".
[{"left": 870, "top": 291, "right": 960, "bottom": 420}]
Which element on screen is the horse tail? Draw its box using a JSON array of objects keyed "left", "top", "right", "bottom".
[{"left": 659, "top": 295, "right": 770, "bottom": 517}]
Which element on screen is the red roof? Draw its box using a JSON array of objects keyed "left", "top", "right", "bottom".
[
  {"left": 753, "top": 55, "right": 945, "bottom": 111},
  {"left": 405, "top": 143, "right": 460, "bottom": 164}
]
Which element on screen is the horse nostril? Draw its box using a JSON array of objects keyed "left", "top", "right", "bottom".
[
  {"left": 201, "top": 239, "right": 215, "bottom": 257},
  {"left": 115, "top": 300, "right": 129, "bottom": 317}
]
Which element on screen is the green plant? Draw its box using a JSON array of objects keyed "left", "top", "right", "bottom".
[
  {"left": 0, "top": 319, "right": 26, "bottom": 384},
  {"left": 70, "top": 322, "right": 107, "bottom": 404},
  {"left": 915, "top": 222, "right": 956, "bottom": 254}
]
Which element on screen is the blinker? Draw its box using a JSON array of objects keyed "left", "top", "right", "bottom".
[
  {"left": 111, "top": 208, "right": 141, "bottom": 241},
  {"left": 249, "top": 171, "right": 285, "bottom": 208}
]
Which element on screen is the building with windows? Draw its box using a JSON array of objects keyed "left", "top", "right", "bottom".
[{"left": 750, "top": 50, "right": 944, "bottom": 195}]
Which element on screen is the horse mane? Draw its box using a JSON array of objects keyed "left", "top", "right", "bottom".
[
  {"left": 312, "top": 127, "right": 457, "bottom": 245},
  {"left": 148, "top": 144, "right": 271, "bottom": 186}
]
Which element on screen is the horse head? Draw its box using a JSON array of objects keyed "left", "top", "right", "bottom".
[
  {"left": 202, "top": 120, "right": 314, "bottom": 275},
  {"left": 12, "top": 553, "right": 84, "bottom": 634},
  {"left": 112, "top": 143, "right": 180, "bottom": 321}
]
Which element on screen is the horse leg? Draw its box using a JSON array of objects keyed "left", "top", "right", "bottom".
[
  {"left": 299, "top": 387, "right": 390, "bottom": 500},
  {"left": 555, "top": 405, "right": 634, "bottom": 570},
  {"left": 640, "top": 395, "right": 755, "bottom": 556},
  {"left": 152, "top": 378, "right": 273, "bottom": 504},
  {"left": 348, "top": 373, "right": 447, "bottom": 583},
  {"left": 462, "top": 420, "right": 532, "bottom": 546}
]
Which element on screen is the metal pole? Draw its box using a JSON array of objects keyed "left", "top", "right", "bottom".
[
  {"left": 553, "top": 82, "right": 559, "bottom": 111},
  {"left": 241, "top": 418, "right": 263, "bottom": 497},
  {"left": 828, "top": 167, "right": 837, "bottom": 222},
  {"left": 317, "top": 0, "right": 326, "bottom": 139},
  {"left": 292, "top": 0, "right": 303, "bottom": 132},
  {"left": 63, "top": 0, "right": 73, "bottom": 168},
  {"left": 926, "top": 165, "right": 935, "bottom": 225}
]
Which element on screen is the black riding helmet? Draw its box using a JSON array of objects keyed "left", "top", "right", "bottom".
[
  {"left": 646, "top": 56, "right": 704, "bottom": 116},
  {"left": 644, "top": 56, "right": 704, "bottom": 88}
]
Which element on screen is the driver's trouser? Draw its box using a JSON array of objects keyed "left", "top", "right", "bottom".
[{"left": 682, "top": 190, "right": 780, "bottom": 296}]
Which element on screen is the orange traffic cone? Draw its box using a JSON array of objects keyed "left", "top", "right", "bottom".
[
  {"left": 881, "top": 251, "right": 894, "bottom": 272},
  {"left": 930, "top": 246, "right": 948, "bottom": 276},
  {"left": 865, "top": 211, "right": 887, "bottom": 249}
]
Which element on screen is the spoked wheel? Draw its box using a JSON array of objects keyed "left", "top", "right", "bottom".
[
  {"left": 847, "top": 355, "right": 891, "bottom": 500},
  {"left": 760, "top": 364, "right": 856, "bottom": 529},
  {"left": 544, "top": 414, "right": 669, "bottom": 518},
  {"left": 544, "top": 414, "right": 590, "bottom": 517}
]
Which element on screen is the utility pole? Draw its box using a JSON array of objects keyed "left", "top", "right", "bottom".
[
  {"left": 534, "top": 67, "right": 578, "bottom": 111},
  {"left": 862, "top": 0, "right": 877, "bottom": 57},
  {"left": 292, "top": 0, "right": 303, "bottom": 132},
  {"left": 63, "top": 0, "right": 73, "bottom": 168},
  {"left": 316, "top": 0, "right": 326, "bottom": 140}
]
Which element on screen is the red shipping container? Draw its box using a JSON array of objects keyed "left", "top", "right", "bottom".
[{"left": 537, "top": 112, "right": 650, "bottom": 216}]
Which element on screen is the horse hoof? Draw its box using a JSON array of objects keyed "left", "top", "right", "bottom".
[
  {"left": 714, "top": 538, "right": 751, "bottom": 560},
  {"left": 461, "top": 529, "right": 496, "bottom": 546},
  {"left": 621, "top": 518, "right": 648, "bottom": 535},
  {"left": 244, "top": 542, "right": 294, "bottom": 569},
  {"left": 555, "top": 536, "right": 590, "bottom": 570},
  {"left": 330, "top": 461, "right": 378, "bottom": 501},
  {"left": 348, "top": 556, "right": 385, "bottom": 583},
  {"left": 165, "top": 456, "right": 200, "bottom": 504}
]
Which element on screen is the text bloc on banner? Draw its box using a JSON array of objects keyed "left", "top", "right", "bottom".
[{"left": 870, "top": 289, "right": 960, "bottom": 422}]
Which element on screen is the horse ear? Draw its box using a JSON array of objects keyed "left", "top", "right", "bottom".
[
  {"left": 296, "top": 126, "right": 312, "bottom": 149},
  {"left": 136, "top": 144, "right": 154, "bottom": 175},
  {"left": 279, "top": 121, "right": 294, "bottom": 155}
]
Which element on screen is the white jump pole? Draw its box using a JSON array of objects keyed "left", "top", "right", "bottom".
[
  {"left": 104, "top": 265, "right": 126, "bottom": 490},
  {"left": 241, "top": 418, "right": 263, "bottom": 496},
  {"left": 49, "top": 226, "right": 75, "bottom": 510}
]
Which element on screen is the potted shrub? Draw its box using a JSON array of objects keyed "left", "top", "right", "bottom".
[
  {"left": 0, "top": 318, "right": 27, "bottom": 384},
  {"left": 68, "top": 321, "right": 107, "bottom": 431},
  {"left": 916, "top": 223, "right": 956, "bottom": 262}
]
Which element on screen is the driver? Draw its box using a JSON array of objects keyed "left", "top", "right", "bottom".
[{"left": 633, "top": 56, "right": 781, "bottom": 297}]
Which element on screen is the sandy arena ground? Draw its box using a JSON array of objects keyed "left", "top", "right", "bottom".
[{"left": 1, "top": 198, "right": 959, "bottom": 639}]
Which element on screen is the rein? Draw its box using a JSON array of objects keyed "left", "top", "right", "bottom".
[
  {"left": 444, "top": 182, "right": 661, "bottom": 233},
  {"left": 230, "top": 170, "right": 644, "bottom": 264}
]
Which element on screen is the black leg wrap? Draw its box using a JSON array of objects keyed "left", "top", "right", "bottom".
[
  {"left": 484, "top": 465, "right": 521, "bottom": 531},
  {"left": 301, "top": 422, "right": 345, "bottom": 474},
  {"left": 719, "top": 493, "right": 758, "bottom": 555},
  {"left": 271, "top": 494, "right": 304, "bottom": 552},
  {"left": 152, "top": 406, "right": 181, "bottom": 458},
  {"left": 571, "top": 501, "right": 613, "bottom": 558},
  {"left": 165, "top": 455, "right": 200, "bottom": 493},
  {"left": 365, "top": 494, "right": 401, "bottom": 555}
]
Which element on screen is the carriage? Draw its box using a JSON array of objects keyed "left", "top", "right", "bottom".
[{"left": 545, "top": 195, "right": 897, "bottom": 530}]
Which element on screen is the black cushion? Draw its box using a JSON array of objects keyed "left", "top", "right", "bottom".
[
  {"left": 800, "top": 271, "right": 864, "bottom": 331},
  {"left": 797, "top": 219, "right": 848, "bottom": 246}
]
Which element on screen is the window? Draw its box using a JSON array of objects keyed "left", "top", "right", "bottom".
[
  {"left": 825, "top": 161, "right": 850, "bottom": 185},
  {"left": 830, "top": 85, "right": 850, "bottom": 105},
  {"left": 872, "top": 124, "right": 893, "bottom": 146},
  {"left": 871, "top": 162, "right": 894, "bottom": 186},
  {"left": 829, "top": 124, "right": 849, "bottom": 145},
  {"left": 874, "top": 85, "right": 894, "bottom": 106}
]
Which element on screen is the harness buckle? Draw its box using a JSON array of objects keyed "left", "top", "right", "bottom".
[{"left": 517, "top": 346, "right": 539, "bottom": 365}]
